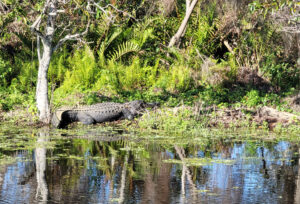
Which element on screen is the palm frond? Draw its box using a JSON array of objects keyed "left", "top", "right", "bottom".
[
  {"left": 108, "top": 41, "right": 140, "bottom": 62},
  {"left": 97, "top": 29, "right": 123, "bottom": 66}
]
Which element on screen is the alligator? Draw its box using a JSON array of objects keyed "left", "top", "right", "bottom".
[{"left": 51, "top": 100, "right": 159, "bottom": 128}]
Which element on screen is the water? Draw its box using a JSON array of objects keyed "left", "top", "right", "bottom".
[{"left": 0, "top": 126, "right": 299, "bottom": 203}]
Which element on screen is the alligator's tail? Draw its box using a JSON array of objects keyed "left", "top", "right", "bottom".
[
  {"left": 51, "top": 110, "right": 65, "bottom": 128},
  {"left": 51, "top": 112, "right": 60, "bottom": 128}
]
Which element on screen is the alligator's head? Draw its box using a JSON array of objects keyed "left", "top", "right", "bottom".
[
  {"left": 144, "top": 101, "right": 160, "bottom": 108},
  {"left": 127, "top": 100, "right": 160, "bottom": 115}
]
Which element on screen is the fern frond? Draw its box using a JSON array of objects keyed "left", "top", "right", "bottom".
[{"left": 108, "top": 41, "right": 140, "bottom": 62}]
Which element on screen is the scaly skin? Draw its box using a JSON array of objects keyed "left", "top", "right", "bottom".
[{"left": 51, "top": 100, "right": 158, "bottom": 128}]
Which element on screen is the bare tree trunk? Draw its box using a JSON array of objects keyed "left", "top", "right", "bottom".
[
  {"left": 168, "top": 0, "right": 198, "bottom": 47},
  {"left": 31, "top": 0, "right": 56, "bottom": 124},
  {"left": 36, "top": 44, "right": 52, "bottom": 123},
  {"left": 180, "top": 0, "right": 191, "bottom": 38}
]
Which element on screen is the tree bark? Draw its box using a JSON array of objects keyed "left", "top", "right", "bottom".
[
  {"left": 168, "top": 0, "right": 198, "bottom": 47},
  {"left": 36, "top": 43, "right": 52, "bottom": 123},
  {"left": 31, "top": 0, "right": 56, "bottom": 124}
]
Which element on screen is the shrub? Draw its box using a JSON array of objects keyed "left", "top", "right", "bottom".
[{"left": 242, "top": 90, "right": 261, "bottom": 107}]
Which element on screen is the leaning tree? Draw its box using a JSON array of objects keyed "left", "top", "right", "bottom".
[
  {"left": 30, "top": 0, "right": 122, "bottom": 123},
  {"left": 168, "top": 0, "right": 198, "bottom": 47}
]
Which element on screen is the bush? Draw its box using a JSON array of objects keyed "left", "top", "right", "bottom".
[{"left": 242, "top": 90, "right": 261, "bottom": 107}]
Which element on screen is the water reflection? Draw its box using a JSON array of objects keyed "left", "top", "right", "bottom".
[
  {"left": 35, "top": 128, "right": 48, "bottom": 203},
  {"left": 0, "top": 128, "right": 299, "bottom": 203}
]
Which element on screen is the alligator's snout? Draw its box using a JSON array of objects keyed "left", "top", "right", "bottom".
[
  {"left": 143, "top": 102, "right": 160, "bottom": 108},
  {"left": 130, "top": 100, "right": 160, "bottom": 109}
]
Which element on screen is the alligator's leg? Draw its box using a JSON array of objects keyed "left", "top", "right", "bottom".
[
  {"left": 77, "top": 112, "right": 95, "bottom": 125},
  {"left": 122, "top": 109, "right": 135, "bottom": 120}
]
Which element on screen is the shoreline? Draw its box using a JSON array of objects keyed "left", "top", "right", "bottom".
[{"left": 1, "top": 104, "right": 299, "bottom": 134}]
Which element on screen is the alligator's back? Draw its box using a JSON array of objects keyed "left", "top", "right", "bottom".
[
  {"left": 52, "top": 102, "right": 125, "bottom": 128},
  {"left": 51, "top": 100, "right": 158, "bottom": 128}
]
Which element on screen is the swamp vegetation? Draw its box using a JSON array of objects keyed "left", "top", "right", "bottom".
[
  {"left": 0, "top": 0, "right": 299, "bottom": 128},
  {"left": 0, "top": 0, "right": 299, "bottom": 202}
]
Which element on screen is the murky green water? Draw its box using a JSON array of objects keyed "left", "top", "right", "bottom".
[{"left": 0, "top": 124, "right": 300, "bottom": 203}]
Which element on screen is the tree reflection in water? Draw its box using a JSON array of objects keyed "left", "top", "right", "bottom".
[
  {"left": 35, "top": 127, "right": 48, "bottom": 202},
  {"left": 0, "top": 128, "right": 299, "bottom": 203}
]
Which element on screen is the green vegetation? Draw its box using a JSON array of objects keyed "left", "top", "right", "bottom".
[
  {"left": 0, "top": 0, "right": 299, "bottom": 131},
  {"left": 135, "top": 105, "right": 300, "bottom": 135},
  {"left": 163, "top": 158, "right": 236, "bottom": 166}
]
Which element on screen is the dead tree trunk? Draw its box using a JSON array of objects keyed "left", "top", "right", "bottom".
[
  {"left": 36, "top": 45, "right": 52, "bottom": 123},
  {"left": 30, "top": 0, "right": 90, "bottom": 123},
  {"left": 30, "top": 1, "right": 57, "bottom": 123},
  {"left": 168, "top": 0, "right": 198, "bottom": 47}
]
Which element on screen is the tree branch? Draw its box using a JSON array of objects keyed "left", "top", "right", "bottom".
[
  {"left": 105, "top": 3, "right": 136, "bottom": 20},
  {"left": 37, "top": 18, "right": 42, "bottom": 62},
  {"left": 30, "top": 0, "right": 52, "bottom": 41},
  {"left": 30, "top": 15, "right": 46, "bottom": 41},
  {"left": 53, "top": 20, "right": 90, "bottom": 52},
  {"left": 91, "top": 1, "right": 136, "bottom": 23},
  {"left": 271, "top": 5, "right": 300, "bottom": 34},
  {"left": 37, "top": 36, "right": 41, "bottom": 62}
]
